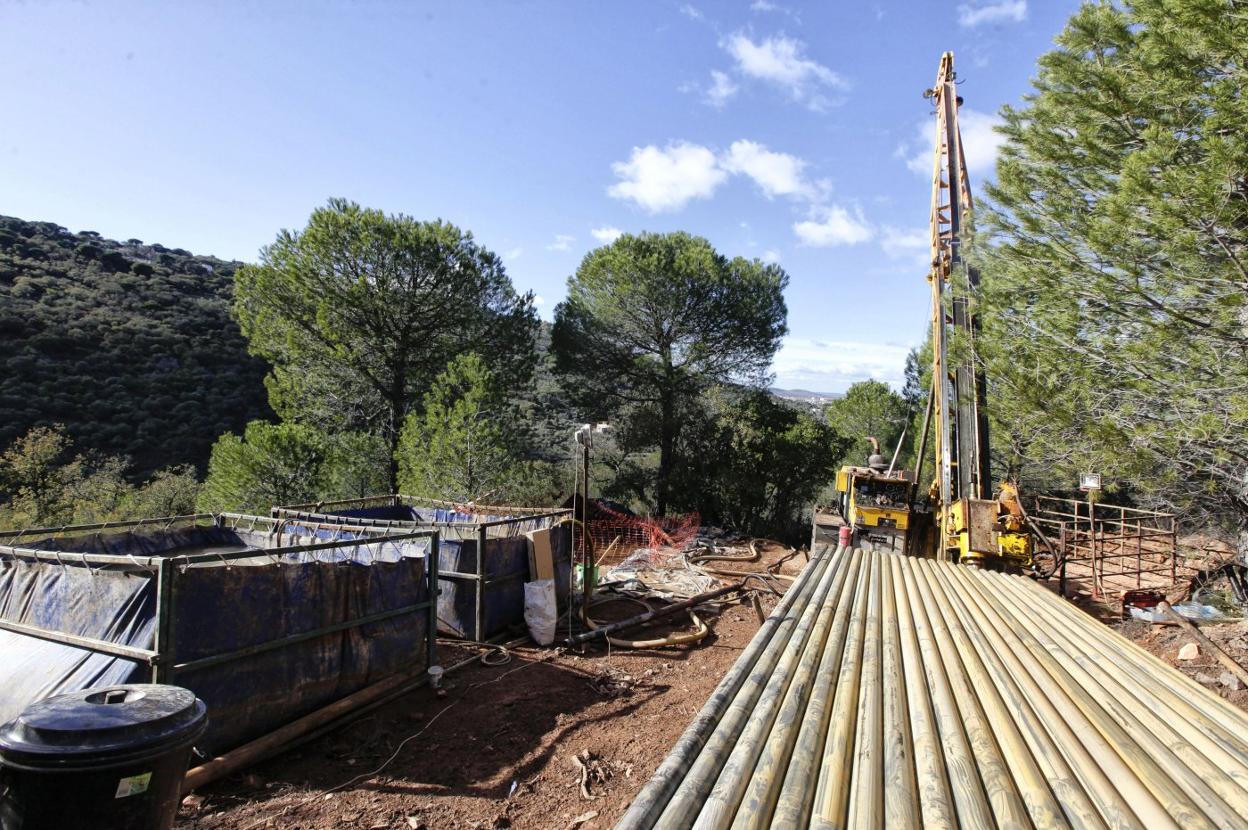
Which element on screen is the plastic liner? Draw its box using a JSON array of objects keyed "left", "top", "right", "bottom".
[
  {"left": 0, "top": 515, "right": 435, "bottom": 754},
  {"left": 272, "top": 495, "right": 573, "bottom": 640}
]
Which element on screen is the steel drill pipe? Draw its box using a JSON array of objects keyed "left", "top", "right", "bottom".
[
  {"left": 616, "top": 547, "right": 1248, "bottom": 829},
  {"left": 614, "top": 544, "right": 841, "bottom": 830}
]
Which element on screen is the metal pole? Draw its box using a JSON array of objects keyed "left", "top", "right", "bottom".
[
  {"left": 1088, "top": 491, "right": 1099, "bottom": 600},
  {"left": 1059, "top": 525, "right": 1068, "bottom": 598},
  {"left": 475, "top": 525, "right": 487, "bottom": 642},
  {"left": 582, "top": 435, "right": 593, "bottom": 609},
  {"left": 427, "top": 531, "right": 439, "bottom": 669},
  {"left": 909, "top": 385, "right": 935, "bottom": 511},
  {"left": 153, "top": 557, "right": 175, "bottom": 683}
]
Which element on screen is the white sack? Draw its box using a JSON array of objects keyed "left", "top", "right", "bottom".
[{"left": 524, "top": 578, "right": 557, "bottom": 646}]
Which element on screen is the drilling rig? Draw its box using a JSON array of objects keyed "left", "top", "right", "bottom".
[{"left": 834, "top": 51, "right": 1033, "bottom": 569}]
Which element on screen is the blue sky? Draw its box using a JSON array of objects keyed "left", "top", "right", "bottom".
[{"left": 2, "top": 0, "right": 1080, "bottom": 392}]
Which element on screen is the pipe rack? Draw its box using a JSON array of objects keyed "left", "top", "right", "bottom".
[{"left": 618, "top": 544, "right": 1248, "bottom": 829}]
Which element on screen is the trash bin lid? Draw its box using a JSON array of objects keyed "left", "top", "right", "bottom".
[{"left": 0, "top": 684, "right": 207, "bottom": 769}]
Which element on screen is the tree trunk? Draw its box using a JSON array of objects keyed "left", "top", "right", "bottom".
[
  {"left": 656, "top": 353, "right": 675, "bottom": 516},
  {"left": 387, "top": 387, "right": 404, "bottom": 495}
]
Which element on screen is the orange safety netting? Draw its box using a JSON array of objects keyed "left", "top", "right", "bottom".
[{"left": 582, "top": 505, "right": 701, "bottom": 566}]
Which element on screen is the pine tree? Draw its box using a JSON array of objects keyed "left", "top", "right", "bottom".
[
  {"left": 397, "top": 353, "right": 523, "bottom": 503},
  {"left": 980, "top": 0, "right": 1248, "bottom": 555}
]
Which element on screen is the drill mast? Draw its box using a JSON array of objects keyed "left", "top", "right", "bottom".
[{"left": 925, "top": 52, "right": 1022, "bottom": 565}]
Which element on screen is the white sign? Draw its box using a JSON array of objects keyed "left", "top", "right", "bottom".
[{"left": 1079, "top": 472, "right": 1102, "bottom": 491}]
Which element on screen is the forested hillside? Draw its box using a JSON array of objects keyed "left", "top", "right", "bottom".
[{"left": 0, "top": 216, "right": 271, "bottom": 478}]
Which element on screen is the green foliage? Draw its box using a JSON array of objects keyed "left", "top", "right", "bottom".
[
  {"left": 125, "top": 465, "right": 201, "bottom": 517},
  {"left": 397, "top": 353, "right": 526, "bottom": 503},
  {"left": 979, "top": 0, "right": 1248, "bottom": 547},
  {"left": 0, "top": 215, "right": 272, "bottom": 478},
  {"left": 197, "top": 421, "right": 333, "bottom": 513},
  {"left": 0, "top": 425, "right": 201, "bottom": 527},
  {"left": 823, "top": 380, "right": 910, "bottom": 467},
  {"left": 552, "top": 232, "right": 788, "bottom": 513},
  {"left": 327, "top": 432, "right": 392, "bottom": 501},
  {"left": 234, "top": 199, "right": 538, "bottom": 491},
  {"left": 671, "top": 388, "right": 848, "bottom": 541},
  {"left": 0, "top": 425, "right": 81, "bottom": 525}
]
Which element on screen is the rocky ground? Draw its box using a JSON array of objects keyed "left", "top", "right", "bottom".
[{"left": 1114, "top": 616, "right": 1248, "bottom": 708}]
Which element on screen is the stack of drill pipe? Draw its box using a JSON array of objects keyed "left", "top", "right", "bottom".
[{"left": 616, "top": 547, "right": 1248, "bottom": 829}]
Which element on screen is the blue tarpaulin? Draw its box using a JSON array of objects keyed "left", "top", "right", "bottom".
[
  {"left": 0, "top": 518, "right": 433, "bottom": 753},
  {"left": 290, "top": 503, "right": 572, "bottom": 640}
]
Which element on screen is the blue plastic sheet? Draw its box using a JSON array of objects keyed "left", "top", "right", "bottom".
[
  {"left": 0, "top": 522, "right": 431, "bottom": 753},
  {"left": 317, "top": 506, "right": 572, "bottom": 639}
]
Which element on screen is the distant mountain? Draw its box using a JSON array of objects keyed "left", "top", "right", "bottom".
[
  {"left": 769, "top": 387, "right": 844, "bottom": 402},
  {"left": 0, "top": 216, "right": 272, "bottom": 478}
]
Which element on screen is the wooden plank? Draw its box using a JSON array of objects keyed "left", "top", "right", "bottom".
[{"left": 527, "top": 528, "right": 555, "bottom": 581}]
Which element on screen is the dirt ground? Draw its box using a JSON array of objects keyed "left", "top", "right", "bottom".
[
  {"left": 176, "top": 543, "right": 804, "bottom": 830},
  {"left": 1113, "top": 616, "right": 1248, "bottom": 708}
]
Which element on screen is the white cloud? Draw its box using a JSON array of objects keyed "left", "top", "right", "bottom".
[
  {"left": 749, "top": 1, "right": 800, "bottom": 22},
  {"left": 533, "top": 294, "right": 546, "bottom": 307},
  {"left": 608, "top": 142, "right": 728, "bottom": 213},
  {"left": 591, "top": 226, "right": 624, "bottom": 244},
  {"left": 957, "top": 0, "right": 1026, "bottom": 27},
  {"left": 793, "top": 205, "right": 872, "bottom": 247},
  {"left": 504, "top": 246, "right": 523, "bottom": 261},
  {"left": 722, "top": 33, "right": 847, "bottom": 111},
  {"left": 772, "top": 336, "right": 910, "bottom": 392},
  {"left": 880, "top": 225, "right": 930, "bottom": 269},
  {"left": 901, "top": 107, "right": 1006, "bottom": 177},
  {"left": 721, "top": 140, "right": 814, "bottom": 200},
  {"left": 608, "top": 138, "right": 828, "bottom": 213},
  {"left": 705, "top": 70, "right": 738, "bottom": 108},
  {"left": 761, "top": 249, "right": 781, "bottom": 263},
  {"left": 546, "top": 234, "right": 575, "bottom": 252},
  {"left": 679, "top": 3, "right": 703, "bottom": 20}
]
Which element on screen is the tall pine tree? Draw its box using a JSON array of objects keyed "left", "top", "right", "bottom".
[{"left": 980, "top": 0, "right": 1248, "bottom": 555}]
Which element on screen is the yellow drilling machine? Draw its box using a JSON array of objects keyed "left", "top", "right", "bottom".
[{"left": 833, "top": 51, "right": 1035, "bottom": 569}]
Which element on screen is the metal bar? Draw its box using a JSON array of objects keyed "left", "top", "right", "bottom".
[
  {"left": 910, "top": 381, "right": 935, "bottom": 513},
  {"left": 268, "top": 508, "right": 481, "bottom": 531},
  {"left": 477, "top": 509, "right": 574, "bottom": 529},
  {"left": 172, "top": 599, "right": 435, "bottom": 673},
  {"left": 0, "top": 618, "right": 158, "bottom": 663},
  {"left": 427, "top": 532, "right": 439, "bottom": 670},
  {"left": 0, "top": 546, "right": 163, "bottom": 568},
  {"left": 482, "top": 571, "right": 529, "bottom": 588},
  {"left": 437, "top": 569, "right": 482, "bottom": 582},
  {"left": 476, "top": 525, "right": 487, "bottom": 642},
  {"left": 0, "top": 513, "right": 214, "bottom": 540},
  {"left": 172, "top": 528, "right": 437, "bottom": 565},
  {"left": 153, "top": 556, "right": 175, "bottom": 683}
]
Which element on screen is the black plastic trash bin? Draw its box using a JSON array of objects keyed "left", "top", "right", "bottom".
[{"left": 0, "top": 684, "right": 208, "bottom": 830}]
